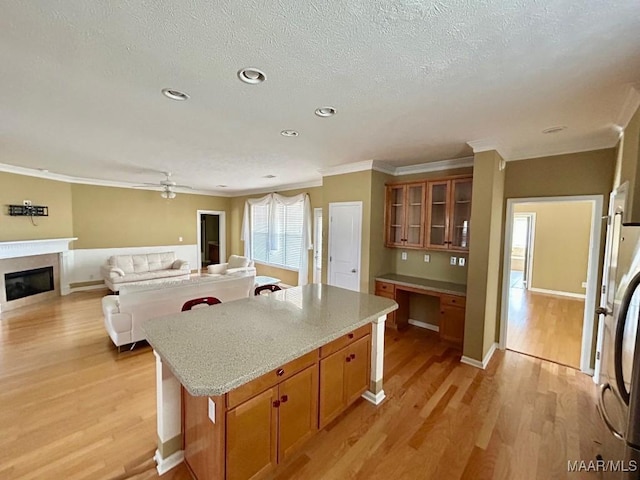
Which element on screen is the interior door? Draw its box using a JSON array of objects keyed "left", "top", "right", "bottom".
[
  {"left": 328, "top": 202, "right": 362, "bottom": 292},
  {"left": 313, "top": 208, "right": 323, "bottom": 284}
]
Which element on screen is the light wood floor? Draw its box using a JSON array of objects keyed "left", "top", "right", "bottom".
[
  {"left": 0, "top": 290, "right": 603, "bottom": 479},
  {"left": 507, "top": 288, "right": 584, "bottom": 369}
]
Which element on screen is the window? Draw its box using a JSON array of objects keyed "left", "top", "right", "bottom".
[{"left": 251, "top": 201, "right": 304, "bottom": 270}]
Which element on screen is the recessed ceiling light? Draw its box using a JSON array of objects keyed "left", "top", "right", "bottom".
[
  {"left": 263, "top": 175, "right": 277, "bottom": 179},
  {"left": 161, "top": 88, "right": 190, "bottom": 101},
  {"left": 216, "top": 184, "right": 228, "bottom": 188},
  {"left": 315, "top": 106, "right": 337, "bottom": 117},
  {"left": 237, "top": 68, "right": 266, "bottom": 84},
  {"left": 542, "top": 125, "right": 567, "bottom": 134},
  {"left": 280, "top": 130, "right": 299, "bottom": 137}
]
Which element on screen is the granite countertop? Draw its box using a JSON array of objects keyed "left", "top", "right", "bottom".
[
  {"left": 143, "top": 284, "right": 397, "bottom": 396},
  {"left": 375, "top": 273, "right": 467, "bottom": 296}
]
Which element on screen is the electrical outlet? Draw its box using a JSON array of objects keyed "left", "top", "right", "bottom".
[
  {"left": 581, "top": 282, "right": 587, "bottom": 288},
  {"left": 450, "top": 256, "right": 457, "bottom": 265},
  {"left": 178, "top": 236, "right": 183, "bottom": 242},
  {"left": 401, "top": 252, "right": 407, "bottom": 261},
  {"left": 424, "top": 254, "right": 430, "bottom": 263},
  {"left": 458, "top": 257, "right": 466, "bottom": 267}
]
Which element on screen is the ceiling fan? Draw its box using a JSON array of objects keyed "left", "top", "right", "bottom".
[{"left": 134, "top": 172, "right": 193, "bottom": 199}]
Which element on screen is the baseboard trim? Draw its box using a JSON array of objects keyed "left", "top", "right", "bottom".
[
  {"left": 408, "top": 319, "right": 439, "bottom": 332},
  {"left": 529, "top": 287, "right": 585, "bottom": 299},
  {"left": 461, "top": 342, "right": 498, "bottom": 370},
  {"left": 362, "top": 390, "right": 386, "bottom": 405},
  {"left": 154, "top": 449, "right": 184, "bottom": 475},
  {"left": 69, "top": 284, "right": 108, "bottom": 293}
]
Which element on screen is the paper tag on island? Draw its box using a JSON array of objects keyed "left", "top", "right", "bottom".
[{"left": 208, "top": 398, "right": 216, "bottom": 423}]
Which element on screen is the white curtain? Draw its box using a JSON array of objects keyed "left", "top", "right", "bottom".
[{"left": 241, "top": 192, "right": 313, "bottom": 286}]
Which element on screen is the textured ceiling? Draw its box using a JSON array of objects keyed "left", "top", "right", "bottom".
[{"left": 1, "top": 0, "right": 639, "bottom": 194}]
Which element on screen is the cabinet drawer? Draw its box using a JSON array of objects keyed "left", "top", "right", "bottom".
[
  {"left": 375, "top": 281, "right": 395, "bottom": 295},
  {"left": 441, "top": 294, "right": 466, "bottom": 308},
  {"left": 320, "top": 324, "right": 371, "bottom": 358},
  {"left": 375, "top": 291, "right": 394, "bottom": 300},
  {"left": 227, "top": 349, "right": 318, "bottom": 409}
]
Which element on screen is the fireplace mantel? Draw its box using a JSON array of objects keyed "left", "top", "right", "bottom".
[{"left": 0, "top": 238, "right": 77, "bottom": 260}]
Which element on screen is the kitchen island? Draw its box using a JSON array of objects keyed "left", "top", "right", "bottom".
[{"left": 144, "top": 283, "right": 397, "bottom": 479}]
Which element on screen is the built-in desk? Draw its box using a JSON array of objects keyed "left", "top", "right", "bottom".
[{"left": 375, "top": 274, "right": 466, "bottom": 347}]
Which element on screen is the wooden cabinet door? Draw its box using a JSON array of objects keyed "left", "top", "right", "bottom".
[
  {"left": 345, "top": 335, "right": 371, "bottom": 405},
  {"left": 319, "top": 350, "right": 346, "bottom": 428},
  {"left": 385, "top": 185, "right": 406, "bottom": 247},
  {"left": 440, "top": 305, "right": 465, "bottom": 347},
  {"left": 226, "top": 387, "right": 278, "bottom": 480},
  {"left": 426, "top": 180, "right": 451, "bottom": 249},
  {"left": 404, "top": 183, "right": 426, "bottom": 248},
  {"left": 449, "top": 178, "right": 472, "bottom": 251},
  {"left": 278, "top": 365, "right": 319, "bottom": 461}
]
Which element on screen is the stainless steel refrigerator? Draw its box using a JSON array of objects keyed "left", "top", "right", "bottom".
[{"left": 597, "top": 188, "right": 640, "bottom": 479}]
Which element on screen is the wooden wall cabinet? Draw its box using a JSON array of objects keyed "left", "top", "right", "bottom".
[
  {"left": 385, "top": 175, "right": 472, "bottom": 252},
  {"left": 385, "top": 182, "right": 426, "bottom": 248},
  {"left": 426, "top": 178, "right": 472, "bottom": 251},
  {"left": 319, "top": 335, "right": 370, "bottom": 428}
]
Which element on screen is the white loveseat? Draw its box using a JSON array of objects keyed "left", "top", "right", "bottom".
[
  {"left": 101, "top": 273, "right": 255, "bottom": 348},
  {"left": 100, "top": 252, "right": 190, "bottom": 292},
  {"left": 207, "top": 255, "right": 256, "bottom": 276}
]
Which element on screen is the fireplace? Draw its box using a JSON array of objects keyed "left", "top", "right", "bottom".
[{"left": 5, "top": 266, "right": 54, "bottom": 301}]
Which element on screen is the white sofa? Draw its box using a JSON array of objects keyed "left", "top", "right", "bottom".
[
  {"left": 100, "top": 252, "right": 190, "bottom": 292},
  {"left": 207, "top": 255, "right": 256, "bottom": 276},
  {"left": 101, "top": 273, "right": 255, "bottom": 348}
]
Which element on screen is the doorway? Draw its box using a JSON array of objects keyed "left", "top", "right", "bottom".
[
  {"left": 510, "top": 213, "right": 535, "bottom": 290},
  {"left": 196, "top": 210, "right": 226, "bottom": 271},
  {"left": 327, "top": 202, "right": 362, "bottom": 292},
  {"left": 313, "top": 208, "right": 323, "bottom": 284},
  {"left": 500, "top": 196, "right": 603, "bottom": 373}
]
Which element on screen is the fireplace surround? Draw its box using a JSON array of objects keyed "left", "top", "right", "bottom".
[{"left": 0, "top": 238, "right": 76, "bottom": 313}]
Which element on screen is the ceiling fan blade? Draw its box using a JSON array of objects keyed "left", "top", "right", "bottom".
[{"left": 173, "top": 184, "right": 194, "bottom": 189}]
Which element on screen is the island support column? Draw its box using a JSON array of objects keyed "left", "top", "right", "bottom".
[
  {"left": 362, "top": 314, "right": 386, "bottom": 405},
  {"left": 153, "top": 351, "right": 184, "bottom": 474}
]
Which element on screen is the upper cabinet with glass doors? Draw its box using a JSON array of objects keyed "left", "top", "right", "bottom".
[
  {"left": 385, "top": 183, "right": 426, "bottom": 248},
  {"left": 385, "top": 175, "right": 472, "bottom": 252}
]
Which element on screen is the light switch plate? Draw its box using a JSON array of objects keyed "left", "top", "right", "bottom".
[
  {"left": 424, "top": 254, "right": 430, "bottom": 263},
  {"left": 458, "top": 257, "right": 466, "bottom": 267},
  {"left": 208, "top": 398, "right": 216, "bottom": 423},
  {"left": 450, "top": 256, "right": 457, "bottom": 265},
  {"left": 401, "top": 252, "right": 407, "bottom": 261}
]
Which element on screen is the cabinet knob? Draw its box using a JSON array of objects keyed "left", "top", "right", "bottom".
[
  {"left": 348, "top": 333, "right": 354, "bottom": 339},
  {"left": 440, "top": 311, "right": 444, "bottom": 314},
  {"left": 280, "top": 394, "right": 288, "bottom": 403},
  {"left": 350, "top": 353, "right": 356, "bottom": 360},
  {"left": 273, "top": 400, "right": 281, "bottom": 408},
  {"left": 276, "top": 368, "right": 285, "bottom": 377},
  {"left": 346, "top": 357, "right": 352, "bottom": 363}
]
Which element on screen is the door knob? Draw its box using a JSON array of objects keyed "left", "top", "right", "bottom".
[
  {"left": 595, "top": 307, "right": 611, "bottom": 316},
  {"left": 351, "top": 269, "right": 357, "bottom": 273}
]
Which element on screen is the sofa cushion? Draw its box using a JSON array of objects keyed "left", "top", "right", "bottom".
[
  {"left": 109, "top": 252, "right": 176, "bottom": 274},
  {"left": 109, "top": 268, "right": 188, "bottom": 284},
  {"left": 228, "top": 255, "right": 250, "bottom": 269}
]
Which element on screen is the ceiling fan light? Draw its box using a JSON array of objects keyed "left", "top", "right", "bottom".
[{"left": 161, "top": 190, "right": 176, "bottom": 199}]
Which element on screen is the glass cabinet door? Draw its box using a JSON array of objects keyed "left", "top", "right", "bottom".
[
  {"left": 404, "top": 183, "right": 425, "bottom": 247},
  {"left": 386, "top": 186, "right": 405, "bottom": 246},
  {"left": 427, "top": 181, "right": 449, "bottom": 249},
  {"left": 450, "top": 179, "right": 472, "bottom": 251}
]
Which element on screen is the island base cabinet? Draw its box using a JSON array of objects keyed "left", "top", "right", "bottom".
[
  {"left": 226, "top": 387, "right": 278, "bottom": 480},
  {"left": 319, "top": 335, "right": 371, "bottom": 429},
  {"left": 226, "top": 364, "right": 319, "bottom": 480}
]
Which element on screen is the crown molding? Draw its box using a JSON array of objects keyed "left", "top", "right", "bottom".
[
  {"left": 506, "top": 134, "right": 619, "bottom": 162},
  {"left": 466, "top": 139, "right": 508, "bottom": 160},
  {"left": 0, "top": 162, "right": 231, "bottom": 197},
  {"left": 318, "top": 160, "right": 377, "bottom": 177},
  {"left": 394, "top": 156, "right": 474, "bottom": 175},
  {"left": 616, "top": 83, "right": 640, "bottom": 130}
]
